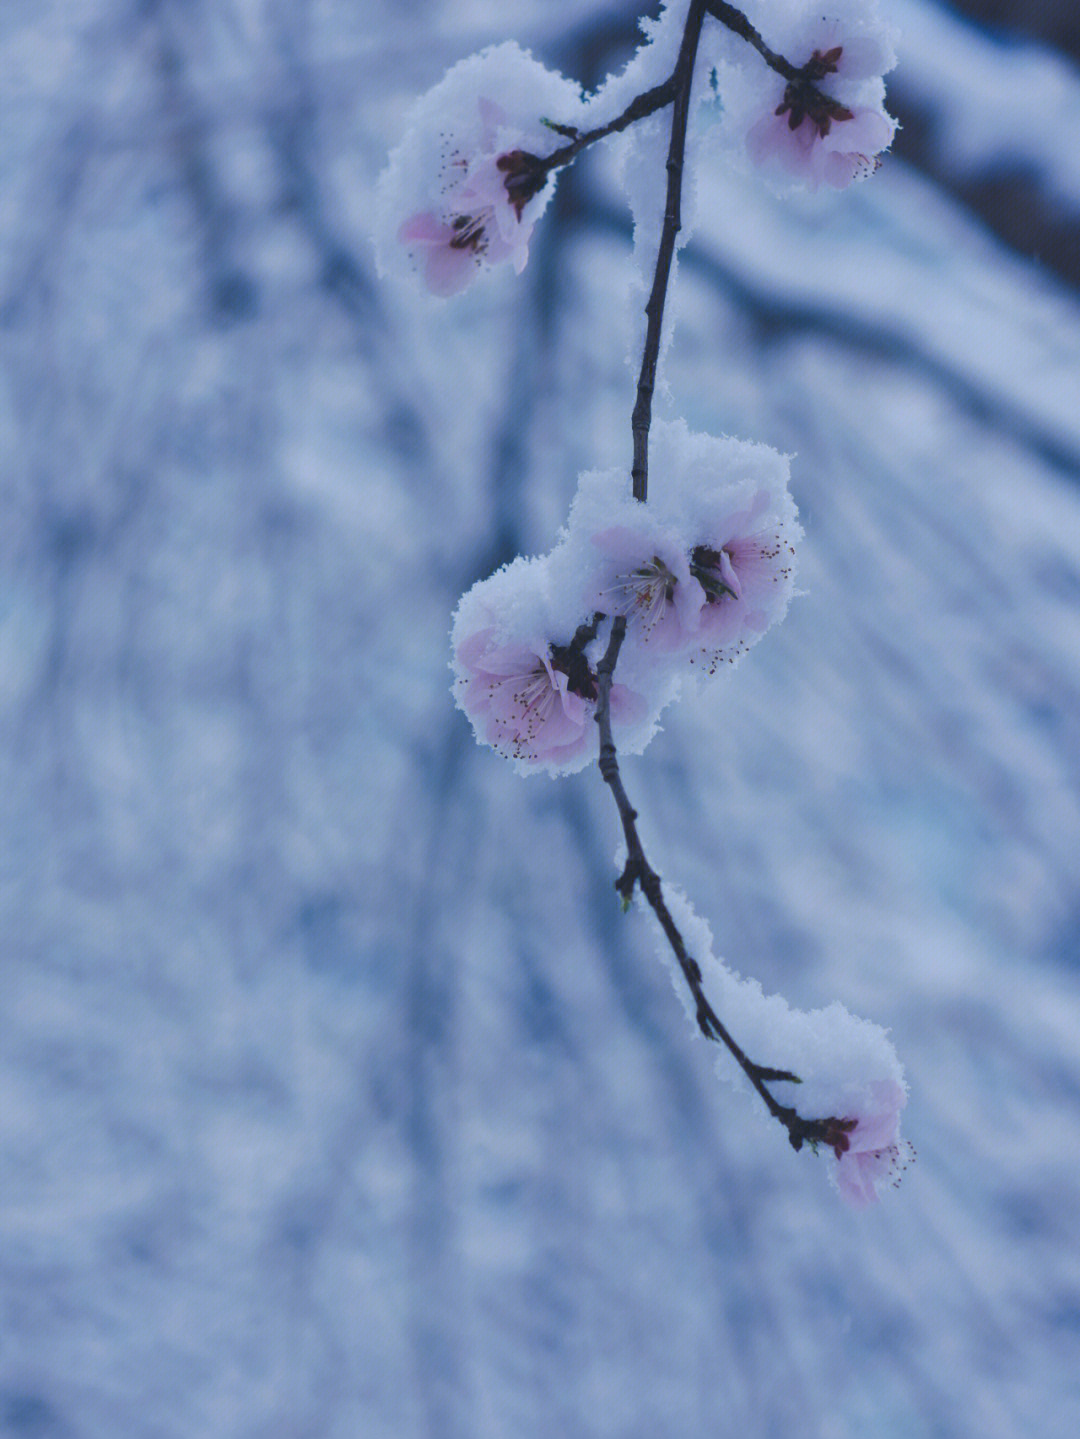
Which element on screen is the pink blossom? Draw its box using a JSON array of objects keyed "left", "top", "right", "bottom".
[
  {"left": 454, "top": 626, "right": 646, "bottom": 770},
  {"left": 832, "top": 1079, "right": 910, "bottom": 1209},
  {"left": 688, "top": 491, "right": 796, "bottom": 670},
  {"left": 746, "top": 38, "right": 894, "bottom": 191},
  {"left": 396, "top": 211, "right": 488, "bottom": 298},
  {"left": 397, "top": 100, "right": 547, "bottom": 297},
  {"left": 587, "top": 525, "right": 705, "bottom": 654}
]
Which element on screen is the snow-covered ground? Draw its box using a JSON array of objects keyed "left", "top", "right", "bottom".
[{"left": 3, "top": 3, "right": 1080, "bottom": 1436}]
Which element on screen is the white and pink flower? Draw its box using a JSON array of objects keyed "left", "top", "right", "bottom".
[
  {"left": 376, "top": 45, "right": 583, "bottom": 297},
  {"left": 560, "top": 423, "right": 800, "bottom": 678},
  {"left": 716, "top": 4, "right": 898, "bottom": 192},
  {"left": 586, "top": 523, "right": 705, "bottom": 654},
  {"left": 451, "top": 553, "right": 654, "bottom": 774},
  {"left": 688, "top": 489, "right": 797, "bottom": 670},
  {"left": 454, "top": 627, "right": 592, "bottom": 767},
  {"left": 747, "top": 90, "right": 893, "bottom": 190},
  {"left": 396, "top": 107, "right": 546, "bottom": 297},
  {"left": 830, "top": 1079, "right": 910, "bottom": 1208},
  {"left": 453, "top": 625, "right": 648, "bottom": 772}
]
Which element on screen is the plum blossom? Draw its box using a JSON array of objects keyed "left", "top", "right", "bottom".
[
  {"left": 396, "top": 105, "right": 548, "bottom": 297},
  {"left": 375, "top": 44, "right": 583, "bottom": 297},
  {"left": 688, "top": 489, "right": 797, "bottom": 671},
  {"left": 747, "top": 96, "right": 892, "bottom": 190},
  {"left": 586, "top": 523, "right": 704, "bottom": 654},
  {"left": 451, "top": 554, "right": 654, "bottom": 774},
  {"left": 830, "top": 1079, "right": 910, "bottom": 1208},
  {"left": 453, "top": 625, "right": 649, "bottom": 773},
  {"left": 715, "top": 3, "right": 898, "bottom": 192},
  {"left": 746, "top": 38, "right": 894, "bottom": 190},
  {"left": 454, "top": 627, "right": 595, "bottom": 767},
  {"left": 576, "top": 421, "right": 800, "bottom": 676}
]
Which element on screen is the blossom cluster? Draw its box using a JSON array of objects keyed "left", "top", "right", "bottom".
[
  {"left": 451, "top": 422, "right": 800, "bottom": 775},
  {"left": 375, "top": 3, "right": 898, "bottom": 301}
]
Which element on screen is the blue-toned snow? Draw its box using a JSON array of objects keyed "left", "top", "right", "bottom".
[{"left": 3, "top": 3, "right": 1080, "bottom": 1437}]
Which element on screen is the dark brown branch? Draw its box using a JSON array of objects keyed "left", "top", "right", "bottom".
[
  {"left": 537, "top": 78, "right": 679, "bottom": 175},
  {"left": 594, "top": 617, "right": 851, "bottom": 1155},
  {"left": 556, "top": 1, "right": 863, "bottom": 1162},
  {"left": 500, "top": 81, "right": 680, "bottom": 219},
  {"left": 703, "top": 0, "right": 801, "bottom": 81},
  {"left": 704, "top": 1, "right": 860, "bottom": 138},
  {"left": 630, "top": 0, "right": 707, "bottom": 501}
]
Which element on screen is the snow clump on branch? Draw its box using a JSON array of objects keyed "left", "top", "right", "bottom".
[
  {"left": 375, "top": 44, "right": 584, "bottom": 297},
  {"left": 648, "top": 886, "right": 911, "bottom": 1208}
]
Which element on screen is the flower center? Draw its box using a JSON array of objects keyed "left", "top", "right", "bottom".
[
  {"left": 496, "top": 149, "right": 547, "bottom": 219},
  {"left": 514, "top": 664, "right": 558, "bottom": 717},
  {"left": 690, "top": 544, "right": 741, "bottom": 602},
  {"left": 604, "top": 556, "right": 678, "bottom": 630},
  {"left": 776, "top": 47, "right": 854, "bottom": 138},
  {"left": 548, "top": 643, "right": 598, "bottom": 701},
  {"left": 449, "top": 211, "right": 491, "bottom": 253}
]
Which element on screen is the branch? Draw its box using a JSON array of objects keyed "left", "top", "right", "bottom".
[
  {"left": 594, "top": 617, "right": 852, "bottom": 1155},
  {"left": 703, "top": 1, "right": 861, "bottom": 134},
  {"left": 536, "top": 78, "right": 678, "bottom": 175},
  {"left": 501, "top": 78, "right": 681, "bottom": 223},
  {"left": 703, "top": 0, "right": 801, "bottom": 82},
  {"left": 630, "top": 0, "right": 707, "bottom": 502},
  {"left": 576, "top": 0, "right": 861, "bottom": 1162}
]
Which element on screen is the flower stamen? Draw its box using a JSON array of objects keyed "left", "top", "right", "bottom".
[
  {"left": 449, "top": 212, "right": 491, "bottom": 253},
  {"left": 603, "top": 555, "right": 679, "bottom": 631}
]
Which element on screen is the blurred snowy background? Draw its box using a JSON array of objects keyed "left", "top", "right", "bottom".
[{"left": 3, "top": 2, "right": 1080, "bottom": 1436}]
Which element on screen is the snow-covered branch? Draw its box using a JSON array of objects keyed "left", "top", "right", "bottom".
[{"left": 376, "top": 0, "right": 910, "bottom": 1207}]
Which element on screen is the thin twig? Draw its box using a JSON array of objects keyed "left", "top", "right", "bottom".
[
  {"left": 594, "top": 619, "right": 849, "bottom": 1154},
  {"left": 500, "top": 78, "right": 679, "bottom": 221},
  {"left": 537, "top": 78, "right": 679, "bottom": 176},
  {"left": 630, "top": 0, "right": 707, "bottom": 501},
  {"left": 591, "top": 1, "right": 853, "bottom": 1156},
  {"left": 703, "top": 0, "right": 801, "bottom": 81}
]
